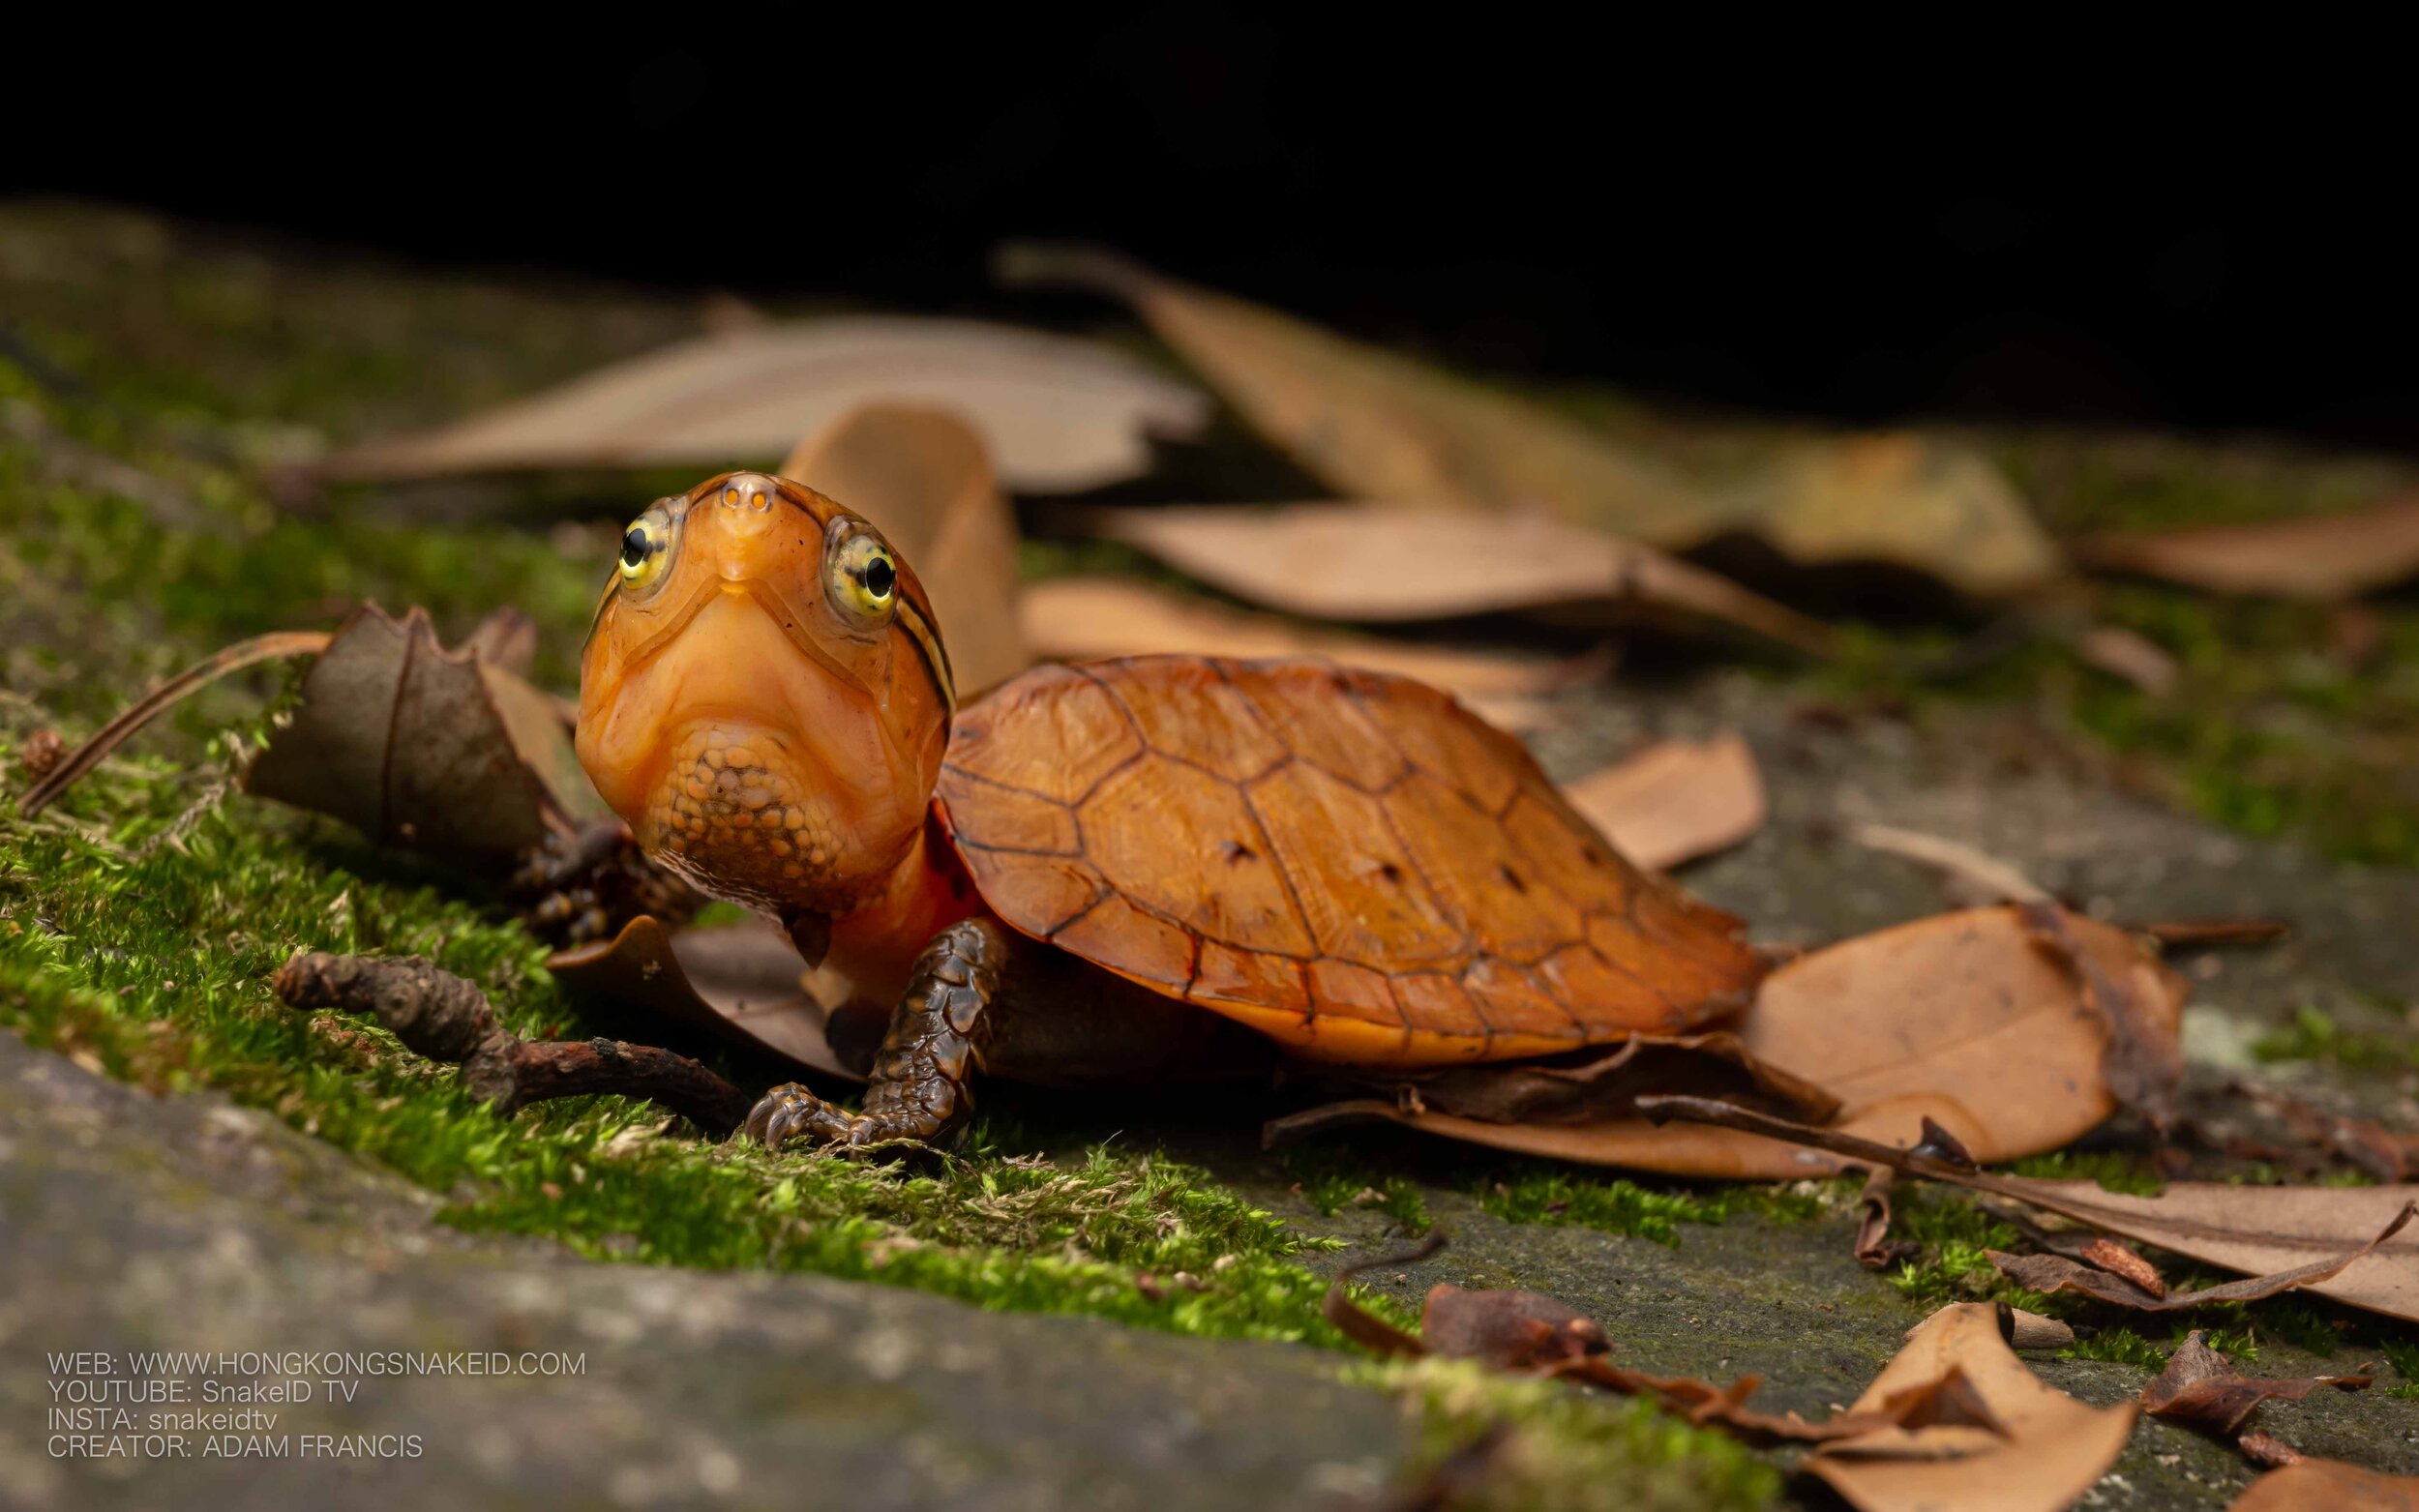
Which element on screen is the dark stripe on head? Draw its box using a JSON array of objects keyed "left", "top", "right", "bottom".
[{"left": 896, "top": 597, "right": 956, "bottom": 714}]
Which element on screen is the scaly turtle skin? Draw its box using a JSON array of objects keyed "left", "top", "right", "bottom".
[{"left": 578, "top": 472, "right": 1761, "bottom": 1148}]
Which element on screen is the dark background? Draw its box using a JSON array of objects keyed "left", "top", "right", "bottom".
[{"left": 13, "top": 18, "right": 2410, "bottom": 449}]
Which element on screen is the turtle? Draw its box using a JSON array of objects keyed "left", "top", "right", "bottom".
[{"left": 576, "top": 472, "right": 1764, "bottom": 1149}]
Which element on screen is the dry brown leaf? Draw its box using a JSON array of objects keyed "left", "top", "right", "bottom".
[
  {"left": 1266, "top": 1030, "right": 1839, "bottom": 1146},
  {"left": 2082, "top": 490, "right": 2419, "bottom": 602},
  {"left": 1089, "top": 501, "right": 1836, "bottom": 653},
  {"left": 1641, "top": 1096, "right": 2419, "bottom": 1325},
  {"left": 2229, "top": 1459, "right": 2419, "bottom": 1510},
  {"left": 323, "top": 316, "right": 1208, "bottom": 493},
  {"left": 2141, "top": 1330, "right": 2370, "bottom": 1438},
  {"left": 1806, "top": 1302, "right": 2135, "bottom": 1512},
  {"left": 244, "top": 605, "right": 598, "bottom": 861},
  {"left": 1018, "top": 577, "right": 1580, "bottom": 727},
  {"left": 1003, "top": 248, "right": 2060, "bottom": 597},
  {"left": 1849, "top": 822, "right": 2053, "bottom": 905},
  {"left": 781, "top": 404, "right": 1030, "bottom": 697},
  {"left": 1563, "top": 734, "right": 1767, "bottom": 872},
  {"left": 546, "top": 914, "right": 868, "bottom": 1082},
  {"left": 1987, "top": 1203, "right": 2413, "bottom": 1312},
  {"left": 1320, "top": 905, "right": 2182, "bottom": 1179},
  {"left": 1855, "top": 1168, "right": 1921, "bottom": 1270}
]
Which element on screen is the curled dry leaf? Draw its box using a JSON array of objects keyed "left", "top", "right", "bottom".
[
  {"left": 1640, "top": 1096, "right": 2419, "bottom": 1325},
  {"left": 245, "top": 604, "right": 605, "bottom": 862},
  {"left": 781, "top": 403, "right": 1030, "bottom": 697},
  {"left": 1806, "top": 1302, "right": 2135, "bottom": 1512},
  {"left": 1986, "top": 1202, "right": 2414, "bottom": 1312},
  {"left": 1855, "top": 1168, "right": 1920, "bottom": 1271},
  {"left": 1017, "top": 577, "right": 1581, "bottom": 729},
  {"left": 324, "top": 316, "right": 1210, "bottom": 494},
  {"left": 2141, "top": 1330, "right": 2370, "bottom": 1438},
  {"left": 1563, "top": 734, "right": 1767, "bottom": 873},
  {"left": 2227, "top": 1459, "right": 2419, "bottom": 1511},
  {"left": 546, "top": 914, "right": 868, "bottom": 1082},
  {"left": 2082, "top": 490, "right": 2419, "bottom": 603},
  {"left": 1089, "top": 501, "right": 1836, "bottom": 654},
  {"left": 2000, "top": 1308, "right": 2076, "bottom": 1352},
  {"left": 1299, "top": 905, "right": 2182, "bottom": 1180},
  {"left": 1003, "top": 247, "right": 2059, "bottom": 598},
  {"left": 2237, "top": 1433, "right": 2303, "bottom": 1469}
]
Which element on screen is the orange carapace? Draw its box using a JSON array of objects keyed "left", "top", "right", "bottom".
[{"left": 578, "top": 472, "right": 1762, "bottom": 1148}]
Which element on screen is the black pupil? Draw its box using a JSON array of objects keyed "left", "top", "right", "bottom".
[
  {"left": 863, "top": 554, "right": 896, "bottom": 598},
  {"left": 621, "top": 527, "right": 647, "bottom": 568}
]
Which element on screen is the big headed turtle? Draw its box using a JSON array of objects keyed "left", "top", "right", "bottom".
[{"left": 577, "top": 473, "right": 1764, "bottom": 1148}]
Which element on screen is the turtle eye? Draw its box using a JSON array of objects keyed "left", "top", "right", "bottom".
[
  {"left": 614, "top": 505, "right": 677, "bottom": 597},
  {"left": 826, "top": 523, "right": 900, "bottom": 623}
]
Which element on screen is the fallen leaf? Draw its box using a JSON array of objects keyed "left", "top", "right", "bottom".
[
  {"left": 1563, "top": 734, "right": 1767, "bottom": 872},
  {"left": 1266, "top": 1029, "right": 1839, "bottom": 1142},
  {"left": 2001, "top": 1307, "right": 2075, "bottom": 1352},
  {"left": 2082, "top": 490, "right": 2419, "bottom": 602},
  {"left": 546, "top": 914, "right": 868, "bottom": 1082},
  {"left": 245, "top": 605, "right": 598, "bottom": 861},
  {"left": 1018, "top": 576, "right": 1585, "bottom": 726},
  {"left": 1089, "top": 501, "right": 1836, "bottom": 654},
  {"left": 2077, "top": 1237, "right": 2169, "bottom": 1297},
  {"left": 2020, "top": 899, "right": 2182, "bottom": 1136},
  {"left": 1855, "top": 1167, "right": 1920, "bottom": 1270},
  {"left": 2077, "top": 624, "right": 2180, "bottom": 696},
  {"left": 1849, "top": 822, "right": 2052, "bottom": 905},
  {"left": 1003, "top": 248, "right": 2060, "bottom": 597},
  {"left": 2140, "top": 1330, "right": 2370, "bottom": 1438},
  {"left": 1638, "top": 1096, "right": 2419, "bottom": 1324},
  {"left": 1806, "top": 1302, "right": 2135, "bottom": 1512},
  {"left": 1419, "top": 1284, "right": 1612, "bottom": 1372},
  {"left": 2238, "top": 1433, "right": 2304, "bottom": 1469},
  {"left": 2227, "top": 1459, "right": 2419, "bottom": 1511},
  {"left": 1986, "top": 1202, "right": 2413, "bottom": 1311},
  {"left": 1306, "top": 905, "right": 2183, "bottom": 1179},
  {"left": 781, "top": 403, "right": 1030, "bottom": 696},
  {"left": 323, "top": 316, "right": 1209, "bottom": 493}
]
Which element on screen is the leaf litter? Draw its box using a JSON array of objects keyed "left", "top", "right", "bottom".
[
  {"left": 1001, "top": 245, "right": 2063, "bottom": 597},
  {"left": 323, "top": 315, "right": 1210, "bottom": 494}
]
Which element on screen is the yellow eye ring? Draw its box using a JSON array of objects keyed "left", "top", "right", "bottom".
[
  {"left": 827, "top": 525, "right": 900, "bottom": 621},
  {"left": 615, "top": 505, "right": 677, "bottom": 596}
]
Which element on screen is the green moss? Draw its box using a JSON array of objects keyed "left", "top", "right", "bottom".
[
  {"left": 1280, "top": 1146, "right": 1434, "bottom": 1233},
  {"left": 1370, "top": 1358, "right": 1780, "bottom": 1512},
  {"left": 2064, "top": 1319, "right": 2257, "bottom": 1370},
  {"left": 2254, "top": 1004, "right": 2419, "bottom": 1072},
  {"left": 2380, "top": 1339, "right": 2419, "bottom": 1399},
  {"left": 1474, "top": 1168, "right": 1829, "bottom": 1246},
  {"left": 2006, "top": 1148, "right": 2168, "bottom": 1197},
  {"left": 0, "top": 736, "right": 1377, "bottom": 1347}
]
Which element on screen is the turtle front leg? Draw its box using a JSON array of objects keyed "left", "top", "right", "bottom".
[{"left": 747, "top": 916, "right": 1010, "bottom": 1151}]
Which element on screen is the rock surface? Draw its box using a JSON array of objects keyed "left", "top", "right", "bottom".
[{"left": 0, "top": 1031, "right": 1410, "bottom": 1511}]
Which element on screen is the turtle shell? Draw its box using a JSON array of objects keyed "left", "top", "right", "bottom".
[{"left": 933, "top": 657, "right": 1762, "bottom": 1066}]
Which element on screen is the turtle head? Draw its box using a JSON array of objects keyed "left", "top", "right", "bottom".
[{"left": 576, "top": 471, "right": 955, "bottom": 915}]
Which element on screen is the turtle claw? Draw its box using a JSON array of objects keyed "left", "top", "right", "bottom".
[{"left": 748, "top": 1082, "right": 862, "bottom": 1151}]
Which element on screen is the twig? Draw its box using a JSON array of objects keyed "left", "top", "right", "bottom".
[{"left": 272, "top": 951, "right": 750, "bottom": 1137}]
